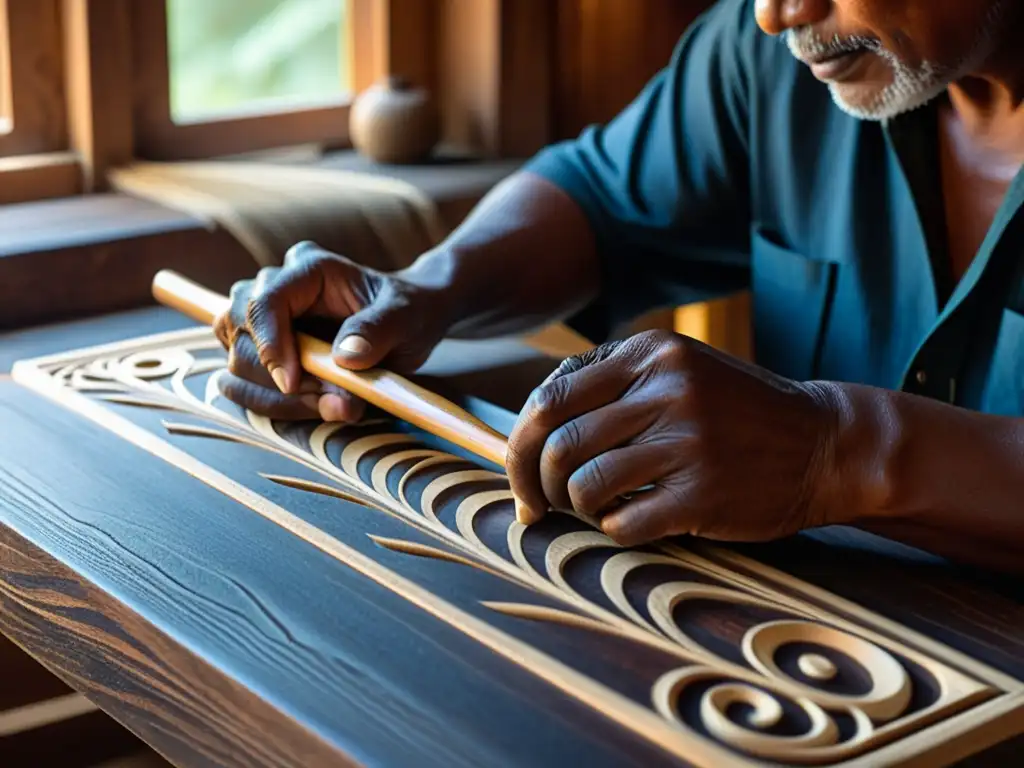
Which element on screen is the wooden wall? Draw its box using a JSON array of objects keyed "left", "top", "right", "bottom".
[
  {"left": 553, "top": 0, "right": 715, "bottom": 139},
  {"left": 550, "top": 0, "right": 751, "bottom": 359}
]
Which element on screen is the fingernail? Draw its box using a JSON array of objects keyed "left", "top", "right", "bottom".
[
  {"left": 514, "top": 496, "right": 533, "bottom": 525},
  {"left": 270, "top": 366, "right": 289, "bottom": 393},
  {"left": 335, "top": 335, "right": 372, "bottom": 357}
]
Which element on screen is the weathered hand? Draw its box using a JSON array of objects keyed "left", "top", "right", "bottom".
[
  {"left": 506, "top": 330, "right": 842, "bottom": 546},
  {"left": 213, "top": 241, "right": 453, "bottom": 423}
]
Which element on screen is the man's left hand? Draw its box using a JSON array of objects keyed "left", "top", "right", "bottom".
[{"left": 506, "top": 330, "right": 843, "bottom": 545}]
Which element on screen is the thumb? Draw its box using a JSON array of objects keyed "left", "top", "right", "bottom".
[{"left": 331, "top": 303, "right": 406, "bottom": 371}]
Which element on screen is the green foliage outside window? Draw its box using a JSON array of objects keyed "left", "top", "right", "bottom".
[{"left": 167, "top": 0, "right": 350, "bottom": 121}]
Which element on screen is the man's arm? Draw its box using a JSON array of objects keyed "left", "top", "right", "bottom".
[
  {"left": 404, "top": 0, "right": 756, "bottom": 343},
  {"left": 212, "top": 0, "right": 758, "bottom": 423},
  {"left": 817, "top": 382, "right": 1024, "bottom": 574},
  {"left": 400, "top": 172, "right": 602, "bottom": 340}
]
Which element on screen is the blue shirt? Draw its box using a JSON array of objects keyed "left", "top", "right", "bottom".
[{"left": 524, "top": 0, "right": 1024, "bottom": 417}]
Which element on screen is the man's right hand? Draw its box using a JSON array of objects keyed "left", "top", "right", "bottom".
[{"left": 212, "top": 240, "right": 454, "bottom": 424}]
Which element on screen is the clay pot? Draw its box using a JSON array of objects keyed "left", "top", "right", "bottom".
[{"left": 349, "top": 76, "right": 440, "bottom": 164}]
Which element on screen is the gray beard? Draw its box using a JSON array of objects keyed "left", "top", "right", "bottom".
[{"left": 784, "top": 2, "right": 1007, "bottom": 122}]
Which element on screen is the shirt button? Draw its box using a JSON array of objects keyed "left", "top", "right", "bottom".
[{"left": 915, "top": 370, "right": 928, "bottom": 385}]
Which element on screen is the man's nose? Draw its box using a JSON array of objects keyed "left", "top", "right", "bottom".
[{"left": 754, "top": 0, "right": 832, "bottom": 36}]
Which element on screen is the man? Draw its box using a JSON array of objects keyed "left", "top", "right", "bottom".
[{"left": 213, "top": 0, "right": 1024, "bottom": 574}]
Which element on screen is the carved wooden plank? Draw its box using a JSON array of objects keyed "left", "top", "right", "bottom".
[{"left": 4, "top": 328, "right": 1024, "bottom": 766}]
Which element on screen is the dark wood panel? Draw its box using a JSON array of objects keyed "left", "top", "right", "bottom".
[
  {"left": 2, "top": 315, "right": 1024, "bottom": 766},
  {"left": 0, "top": 519, "right": 358, "bottom": 768},
  {"left": 554, "top": 0, "right": 716, "bottom": 138},
  {"left": 4, "top": 325, "right": 1024, "bottom": 765},
  {"left": 0, "top": 381, "right": 679, "bottom": 767}
]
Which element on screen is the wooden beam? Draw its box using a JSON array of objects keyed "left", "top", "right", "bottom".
[
  {"left": 350, "top": 0, "right": 435, "bottom": 94},
  {"left": 435, "top": 0, "right": 554, "bottom": 158},
  {"left": 0, "top": 0, "right": 67, "bottom": 156},
  {"left": 61, "top": 0, "right": 135, "bottom": 191},
  {"left": 0, "top": 0, "right": 11, "bottom": 123},
  {"left": 0, "top": 153, "right": 82, "bottom": 205}
]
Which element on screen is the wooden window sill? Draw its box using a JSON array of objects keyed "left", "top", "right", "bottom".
[{"left": 0, "top": 150, "right": 521, "bottom": 329}]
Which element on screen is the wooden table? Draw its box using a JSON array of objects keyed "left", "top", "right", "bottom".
[{"left": 1, "top": 309, "right": 1023, "bottom": 767}]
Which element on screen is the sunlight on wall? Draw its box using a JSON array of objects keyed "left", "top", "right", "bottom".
[{"left": 166, "top": 0, "right": 350, "bottom": 122}]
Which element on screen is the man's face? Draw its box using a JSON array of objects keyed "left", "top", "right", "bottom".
[{"left": 755, "top": 0, "right": 1012, "bottom": 120}]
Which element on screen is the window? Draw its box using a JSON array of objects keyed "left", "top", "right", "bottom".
[
  {"left": 167, "top": 0, "right": 350, "bottom": 123},
  {"left": 133, "top": 0, "right": 373, "bottom": 160},
  {"left": 0, "top": 0, "right": 392, "bottom": 204}
]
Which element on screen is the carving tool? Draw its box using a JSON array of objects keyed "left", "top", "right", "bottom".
[{"left": 152, "top": 270, "right": 509, "bottom": 468}]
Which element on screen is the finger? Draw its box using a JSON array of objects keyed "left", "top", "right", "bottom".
[
  {"left": 227, "top": 331, "right": 278, "bottom": 390},
  {"left": 566, "top": 442, "right": 680, "bottom": 520},
  {"left": 214, "top": 277, "right": 256, "bottom": 349},
  {"left": 538, "top": 398, "right": 659, "bottom": 511},
  {"left": 217, "top": 372, "right": 323, "bottom": 421},
  {"left": 331, "top": 287, "right": 416, "bottom": 372},
  {"left": 228, "top": 331, "right": 322, "bottom": 393},
  {"left": 247, "top": 262, "right": 329, "bottom": 395},
  {"left": 213, "top": 309, "right": 231, "bottom": 349},
  {"left": 598, "top": 482, "right": 691, "bottom": 547},
  {"left": 506, "top": 356, "right": 635, "bottom": 525},
  {"left": 543, "top": 339, "right": 625, "bottom": 384},
  {"left": 228, "top": 277, "right": 258, "bottom": 336},
  {"left": 318, "top": 382, "right": 367, "bottom": 423}
]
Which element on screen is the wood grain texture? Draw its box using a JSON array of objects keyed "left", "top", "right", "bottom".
[
  {"left": 0, "top": 380, "right": 674, "bottom": 768},
  {"left": 0, "top": 0, "right": 67, "bottom": 156},
  {"left": 553, "top": 0, "right": 714, "bottom": 138},
  {"left": 350, "top": 0, "right": 436, "bottom": 95},
  {"left": 0, "top": 512, "right": 359, "bottom": 767},
  {"left": 61, "top": 0, "right": 134, "bottom": 191},
  {"left": 0, "top": 152, "right": 82, "bottom": 205},
  {"left": 436, "top": 0, "right": 555, "bottom": 158},
  {"left": 0, "top": 0, "right": 10, "bottom": 124},
  {"left": 4, "top": 328, "right": 1024, "bottom": 766},
  {"left": 0, "top": 223, "right": 251, "bottom": 329}
]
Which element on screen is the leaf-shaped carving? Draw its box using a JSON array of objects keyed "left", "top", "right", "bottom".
[{"left": 368, "top": 535, "right": 512, "bottom": 583}]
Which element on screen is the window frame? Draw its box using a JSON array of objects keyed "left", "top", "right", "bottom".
[
  {"left": 0, "top": 0, "right": 79, "bottom": 204},
  {"left": 131, "top": 0, "right": 386, "bottom": 161},
  {"left": 0, "top": 2, "right": 10, "bottom": 131},
  {"left": 0, "top": 0, "right": 67, "bottom": 157}
]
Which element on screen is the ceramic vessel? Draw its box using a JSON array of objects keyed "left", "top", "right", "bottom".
[{"left": 349, "top": 76, "right": 440, "bottom": 164}]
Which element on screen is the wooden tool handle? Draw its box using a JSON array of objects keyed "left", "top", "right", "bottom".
[{"left": 152, "top": 270, "right": 510, "bottom": 468}]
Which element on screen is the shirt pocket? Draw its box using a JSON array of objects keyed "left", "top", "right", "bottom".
[{"left": 750, "top": 228, "right": 841, "bottom": 381}]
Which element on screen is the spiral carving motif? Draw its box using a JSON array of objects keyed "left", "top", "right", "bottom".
[{"left": 22, "top": 332, "right": 1014, "bottom": 768}]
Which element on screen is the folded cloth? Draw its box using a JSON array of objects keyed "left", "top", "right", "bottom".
[
  {"left": 109, "top": 160, "right": 446, "bottom": 270},
  {"left": 109, "top": 159, "right": 595, "bottom": 358}
]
